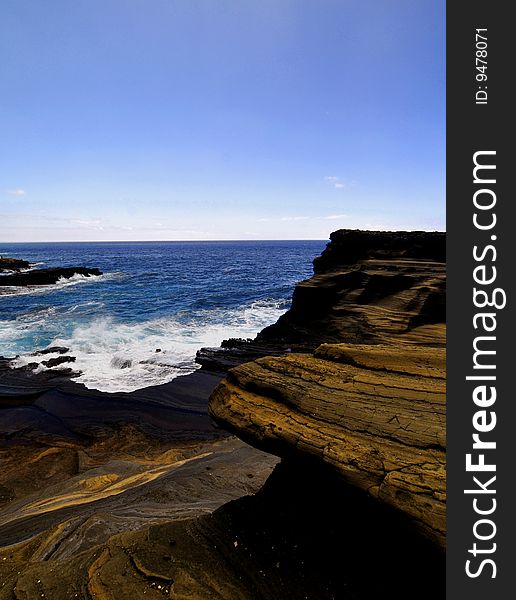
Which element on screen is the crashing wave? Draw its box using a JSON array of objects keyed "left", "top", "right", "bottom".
[{"left": 6, "top": 298, "right": 290, "bottom": 393}]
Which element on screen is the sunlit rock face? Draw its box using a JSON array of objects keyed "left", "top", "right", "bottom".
[{"left": 210, "top": 344, "right": 446, "bottom": 548}]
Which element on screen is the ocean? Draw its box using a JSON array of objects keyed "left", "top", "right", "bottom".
[{"left": 0, "top": 240, "right": 326, "bottom": 392}]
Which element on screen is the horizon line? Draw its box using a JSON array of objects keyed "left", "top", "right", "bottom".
[
  {"left": 0, "top": 238, "right": 332, "bottom": 244},
  {"left": 0, "top": 228, "right": 446, "bottom": 245}
]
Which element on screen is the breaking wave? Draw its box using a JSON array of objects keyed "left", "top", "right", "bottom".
[{"left": 8, "top": 298, "right": 289, "bottom": 392}]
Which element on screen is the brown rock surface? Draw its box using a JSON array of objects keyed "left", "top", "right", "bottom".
[
  {"left": 0, "top": 458, "right": 444, "bottom": 600},
  {"left": 210, "top": 343, "right": 445, "bottom": 547},
  {"left": 259, "top": 259, "right": 445, "bottom": 348}
]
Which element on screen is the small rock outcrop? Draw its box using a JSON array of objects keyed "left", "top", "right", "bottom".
[
  {"left": 0, "top": 257, "right": 30, "bottom": 272},
  {"left": 0, "top": 267, "right": 102, "bottom": 286}
]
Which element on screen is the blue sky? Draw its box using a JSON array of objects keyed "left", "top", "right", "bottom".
[{"left": 0, "top": 0, "right": 445, "bottom": 242}]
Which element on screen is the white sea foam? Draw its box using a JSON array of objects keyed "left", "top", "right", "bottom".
[{"left": 9, "top": 298, "right": 289, "bottom": 393}]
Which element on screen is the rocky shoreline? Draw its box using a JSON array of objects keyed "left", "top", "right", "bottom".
[{"left": 0, "top": 230, "right": 446, "bottom": 599}]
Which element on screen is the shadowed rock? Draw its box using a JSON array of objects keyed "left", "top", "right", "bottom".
[
  {"left": 33, "top": 347, "right": 69, "bottom": 356},
  {"left": 0, "top": 459, "right": 443, "bottom": 600},
  {"left": 0, "top": 257, "right": 30, "bottom": 272},
  {"left": 41, "top": 356, "right": 76, "bottom": 369}
]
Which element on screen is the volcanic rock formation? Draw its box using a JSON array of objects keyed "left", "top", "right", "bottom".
[
  {"left": 208, "top": 229, "right": 446, "bottom": 548},
  {"left": 210, "top": 343, "right": 445, "bottom": 547}
]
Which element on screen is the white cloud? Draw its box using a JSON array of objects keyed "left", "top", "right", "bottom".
[
  {"left": 257, "top": 214, "right": 348, "bottom": 224},
  {"left": 325, "top": 214, "right": 348, "bottom": 220},
  {"left": 324, "top": 175, "right": 357, "bottom": 189},
  {"left": 69, "top": 218, "right": 105, "bottom": 231},
  {"left": 69, "top": 219, "right": 139, "bottom": 232},
  {"left": 70, "top": 219, "right": 102, "bottom": 226},
  {"left": 324, "top": 175, "right": 344, "bottom": 189},
  {"left": 3, "top": 188, "right": 26, "bottom": 197}
]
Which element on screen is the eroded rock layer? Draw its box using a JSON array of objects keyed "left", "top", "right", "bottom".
[
  {"left": 0, "top": 460, "right": 444, "bottom": 600},
  {"left": 210, "top": 344, "right": 446, "bottom": 547}
]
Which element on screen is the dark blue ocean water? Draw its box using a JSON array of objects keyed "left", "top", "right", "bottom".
[{"left": 0, "top": 241, "right": 326, "bottom": 391}]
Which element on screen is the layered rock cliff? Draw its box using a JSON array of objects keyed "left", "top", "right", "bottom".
[
  {"left": 209, "top": 229, "right": 446, "bottom": 548},
  {"left": 259, "top": 229, "right": 445, "bottom": 346},
  {"left": 197, "top": 229, "right": 445, "bottom": 369}
]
